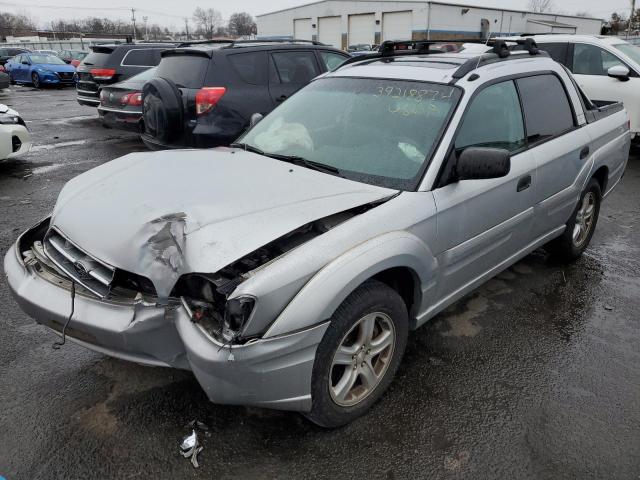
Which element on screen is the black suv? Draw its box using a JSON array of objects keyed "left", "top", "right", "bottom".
[
  {"left": 76, "top": 42, "right": 176, "bottom": 107},
  {"left": 0, "top": 47, "right": 29, "bottom": 66},
  {"left": 141, "top": 40, "right": 350, "bottom": 149}
]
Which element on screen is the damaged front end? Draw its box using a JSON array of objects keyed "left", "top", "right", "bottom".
[{"left": 173, "top": 202, "right": 384, "bottom": 345}]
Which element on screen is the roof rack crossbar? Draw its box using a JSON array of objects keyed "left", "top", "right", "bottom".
[
  {"left": 338, "top": 37, "right": 542, "bottom": 71},
  {"left": 177, "top": 38, "right": 327, "bottom": 48}
]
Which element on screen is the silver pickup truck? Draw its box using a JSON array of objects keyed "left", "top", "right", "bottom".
[{"left": 4, "top": 39, "right": 630, "bottom": 427}]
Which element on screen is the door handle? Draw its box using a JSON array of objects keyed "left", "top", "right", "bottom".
[
  {"left": 517, "top": 174, "right": 532, "bottom": 192},
  {"left": 579, "top": 146, "right": 590, "bottom": 160},
  {"left": 276, "top": 95, "right": 287, "bottom": 102}
]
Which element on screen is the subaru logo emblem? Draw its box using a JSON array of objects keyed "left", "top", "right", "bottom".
[{"left": 72, "top": 261, "right": 90, "bottom": 279}]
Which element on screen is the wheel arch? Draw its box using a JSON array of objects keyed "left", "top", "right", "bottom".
[
  {"left": 263, "top": 231, "right": 437, "bottom": 338},
  {"left": 591, "top": 165, "right": 609, "bottom": 194}
]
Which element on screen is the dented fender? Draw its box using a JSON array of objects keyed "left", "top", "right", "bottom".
[{"left": 263, "top": 231, "right": 438, "bottom": 338}]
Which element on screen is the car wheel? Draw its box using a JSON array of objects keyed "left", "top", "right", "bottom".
[
  {"left": 546, "top": 178, "right": 601, "bottom": 262},
  {"left": 306, "top": 279, "right": 408, "bottom": 428},
  {"left": 31, "top": 72, "right": 40, "bottom": 89},
  {"left": 9, "top": 72, "right": 15, "bottom": 85}
]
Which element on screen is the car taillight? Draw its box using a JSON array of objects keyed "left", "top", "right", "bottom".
[
  {"left": 195, "top": 87, "right": 226, "bottom": 116},
  {"left": 90, "top": 68, "right": 116, "bottom": 80},
  {"left": 121, "top": 92, "right": 143, "bottom": 106}
]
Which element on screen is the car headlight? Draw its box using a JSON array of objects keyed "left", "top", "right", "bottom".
[
  {"left": 0, "top": 114, "right": 21, "bottom": 125},
  {"left": 36, "top": 67, "right": 51, "bottom": 74},
  {"left": 175, "top": 274, "right": 256, "bottom": 344}
]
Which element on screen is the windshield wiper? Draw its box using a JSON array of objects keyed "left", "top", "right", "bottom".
[
  {"left": 264, "top": 153, "right": 342, "bottom": 176},
  {"left": 230, "top": 142, "right": 265, "bottom": 155},
  {"left": 230, "top": 143, "right": 342, "bottom": 176}
]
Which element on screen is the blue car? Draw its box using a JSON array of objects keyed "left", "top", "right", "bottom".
[{"left": 6, "top": 53, "right": 76, "bottom": 88}]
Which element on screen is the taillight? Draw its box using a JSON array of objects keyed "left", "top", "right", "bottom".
[
  {"left": 90, "top": 68, "right": 116, "bottom": 80},
  {"left": 121, "top": 92, "right": 143, "bottom": 106},
  {"left": 195, "top": 87, "right": 226, "bottom": 116}
]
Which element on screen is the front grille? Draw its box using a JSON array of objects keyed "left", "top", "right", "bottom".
[
  {"left": 57, "top": 72, "right": 75, "bottom": 81},
  {"left": 43, "top": 228, "right": 115, "bottom": 298}
]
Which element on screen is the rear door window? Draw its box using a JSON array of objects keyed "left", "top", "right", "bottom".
[
  {"left": 228, "top": 51, "right": 267, "bottom": 85},
  {"left": 318, "top": 50, "right": 349, "bottom": 71},
  {"left": 516, "top": 74, "right": 575, "bottom": 143},
  {"left": 270, "top": 51, "right": 320, "bottom": 85},
  {"left": 156, "top": 54, "right": 209, "bottom": 88}
]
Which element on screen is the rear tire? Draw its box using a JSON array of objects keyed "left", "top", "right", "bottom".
[
  {"left": 546, "top": 178, "right": 601, "bottom": 262},
  {"left": 306, "top": 280, "right": 408, "bottom": 428},
  {"left": 9, "top": 72, "right": 16, "bottom": 85}
]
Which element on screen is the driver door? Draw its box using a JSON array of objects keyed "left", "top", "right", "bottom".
[
  {"left": 432, "top": 80, "right": 537, "bottom": 302},
  {"left": 570, "top": 43, "right": 639, "bottom": 129}
]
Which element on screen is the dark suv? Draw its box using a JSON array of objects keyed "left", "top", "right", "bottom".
[
  {"left": 0, "top": 47, "right": 29, "bottom": 66},
  {"left": 141, "top": 40, "right": 350, "bottom": 149},
  {"left": 76, "top": 42, "right": 176, "bottom": 107}
]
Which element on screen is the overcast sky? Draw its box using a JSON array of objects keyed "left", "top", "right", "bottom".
[{"left": 0, "top": 0, "right": 634, "bottom": 29}]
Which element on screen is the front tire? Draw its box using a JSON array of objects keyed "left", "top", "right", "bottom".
[
  {"left": 306, "top": 280, "right": 408, "bottom": 428},
  {"left": 9, "top": 72, "right": 16, "bottom": 85},
  {"left": 31, "top": 72, "right": 40, "bottom": 89},
  {"left": 546, "top": 178, "right": 601, "bottom": 262}
]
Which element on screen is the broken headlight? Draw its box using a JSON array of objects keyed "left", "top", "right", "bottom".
[{"left": 184, "top": 295, "right": 255, "bottom": 344}]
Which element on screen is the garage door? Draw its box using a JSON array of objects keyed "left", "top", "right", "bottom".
[
  {"left": 382, "top": 11, "right": 412, "bottom": 42},
  {"left": 348, "top": 13, "right": 375, "bottom": 47},
  {"left": 294, "top": 18, "right": 313, "bottom": 40},
  {"left": 318, "top": 16, "right": 342, "bottom": 49}
]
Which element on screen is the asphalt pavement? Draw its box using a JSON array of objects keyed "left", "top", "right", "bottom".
[{"left": 0, "top": 86, "right": 638, "bottom": 480}]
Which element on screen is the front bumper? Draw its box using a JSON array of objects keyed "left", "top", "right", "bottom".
[{"left": 4, "top": 232, "right": 326, "bottom": 411}]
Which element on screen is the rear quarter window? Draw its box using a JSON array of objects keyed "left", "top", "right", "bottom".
[
  {"left": 156, "top": 54, "right": 209, "bottom": 88},
  {"left": 122, "top": 48, "right": 165, "bottom": 67},
  {"left": 516, "top": 74, "right": 575, "bottom": 142}
]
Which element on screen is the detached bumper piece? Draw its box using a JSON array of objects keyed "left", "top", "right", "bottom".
[{"left": 4, "top": 219, "right": 328, "bottom": 411}]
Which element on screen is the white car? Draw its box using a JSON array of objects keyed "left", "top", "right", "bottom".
[
  {"left": 0, "top": 104, "right": 31, "bottom": 160},
  {"left": 504, "top": 35, "right": 640, "bottom": 139}
]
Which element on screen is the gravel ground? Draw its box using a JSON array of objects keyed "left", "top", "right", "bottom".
[{"left": 0, "top": 86, "right": 638, "bottom": 480}]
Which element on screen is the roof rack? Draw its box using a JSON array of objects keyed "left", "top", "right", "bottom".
[
  {"left": 177, "top": 38, "right": 326, "bottom": 48},
  {"left": 338, "top": 38, "right": 545, "bottom": 78}
]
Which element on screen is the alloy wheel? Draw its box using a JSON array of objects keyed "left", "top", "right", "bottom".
[
  {"left": 32, "top": 73, "right": 39, "bottom": 89},
  {"left": 329, "top": 312, "right": 395, "bottom": 407},
  {"left": 573, "top": 191, "right": 596, "bottom": 247}
]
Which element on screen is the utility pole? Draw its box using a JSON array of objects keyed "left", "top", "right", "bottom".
[
  {"left": 143, "top": 16, "right": 148, "bottom": 41},
  {"left": 184, "top": 17, "right": 189, "bottom": 40},
  {"left": 131, "top": 8, "right": 137, "bottom": 41},
  {"left": 630, "top": 0, "right": 637, "bottom": 38}
]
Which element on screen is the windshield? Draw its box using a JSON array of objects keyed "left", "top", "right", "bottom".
[
  {"left": 239, "top": 77, "right": 461, "bottom": 190},
  {"left": 72, "top": 51, "right": 88, "bottom": 60},
  {"left": 30, "top": 55, "right": 66, "bottom": 65},
  {"left": 613, "top": 43, "right": 640, "bottom": 66}
]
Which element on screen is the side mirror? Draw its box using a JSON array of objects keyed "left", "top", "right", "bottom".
[
  {"left": 249, "top": 113, "right": 263, "bottom": 128},
  {"left": 607, "top": 65, "right": 630, "bottom": 81},
  {"left": 457, "top": 147, "right": 511, "bottom": 181}
]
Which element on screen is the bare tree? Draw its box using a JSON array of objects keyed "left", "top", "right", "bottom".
[
  {"left": 527, "top": 0, "right": 555, "bottom": 13},
  {"left": 192, "top": 7, "right": 223, "bottom": 39},
  {"left": 228, "top": 12, "right": 256, "bottom": 36}
]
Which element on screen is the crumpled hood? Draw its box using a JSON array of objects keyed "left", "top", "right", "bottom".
[{"left": 52, "top": 148, "right": 395, "bottom": 298}]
